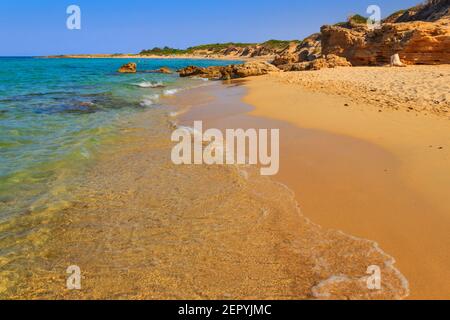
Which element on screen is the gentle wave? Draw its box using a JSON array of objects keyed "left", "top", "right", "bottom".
[
  {"left": 133, "top": 81, "right": 165, "bottom": 88},
  {"left": 140, "top": 94, "right": 160, "bottom": 107},
  {"left": 163, "top": 88, "right": 179, "bottom": 96}
]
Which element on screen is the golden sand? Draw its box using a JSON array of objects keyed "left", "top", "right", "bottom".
[{"left": 242, "top": 66, "right": 450, "bottom": 299}]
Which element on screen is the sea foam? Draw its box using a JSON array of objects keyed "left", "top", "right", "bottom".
[
  {"left": 140, "top": 94, "right": 160, "bottom": 107},
  {"left": 134, "top": 81, "right": 165, "bottom": 88},
  {"left": 163, "top": 88, "right": 179, "bottom": 96}
]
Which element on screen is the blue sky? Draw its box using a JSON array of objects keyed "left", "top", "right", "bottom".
[{"left": 0, "top": 0, "right": 420, "bottom": 56}]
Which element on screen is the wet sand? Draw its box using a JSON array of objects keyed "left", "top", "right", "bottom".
[{"left": 240, "top": 72, "right": 450, "bottom": 299}]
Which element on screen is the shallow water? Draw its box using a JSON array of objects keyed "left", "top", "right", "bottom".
[
  {"left": 0, "top": 57, "right": 239, "bottom": 295},
  {"left": 1, "top": 72, "right": 408, "bottom": 299},
  {"left": 0, "top": 57, "right": 239, "bottom": 222},
  {"left": 0, "top": 60, "right": 408, "bottom": 299}
]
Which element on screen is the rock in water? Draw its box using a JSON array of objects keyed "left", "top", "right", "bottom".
[
  {"left": 158, "top": 67, "right": 173, "bottom": 74},
  {"left": 118, "top": 62, "right": 137, "bottom": 73}
]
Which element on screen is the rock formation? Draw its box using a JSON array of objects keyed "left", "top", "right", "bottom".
[
  {"left": 318, "top": 1, "right": 450, "bottom": 66},
  {"left": 384, "top": 0, "right": 450, "bottom": 23},
  {"left": 321, "top": 17, "right": 450, "bottom": 66},
  {"left": 272, "top": 34, "right": 322, "bottom": 66},
  {"left": 178, "top": 61, "right": 280, "bottom": 80},
  {"left": 118, "top": 62, "right": 137, "bottom": 73},
  {"left": 277, "top": 54, "right": 352, "bottom": 71},
  {"left": 157, "top": 67, "right": 173, "bottom": 74},
  {"left": 141, "top": 67, "right": 174, "bottom": 74}
]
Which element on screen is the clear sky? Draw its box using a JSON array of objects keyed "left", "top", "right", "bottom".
[{"left": 0, "top": 0, "right": 421, "bottom": 56}]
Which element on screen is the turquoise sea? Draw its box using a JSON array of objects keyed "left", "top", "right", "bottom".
[{"left": 0, "top": 57, "right": 238, "bottom": 222}]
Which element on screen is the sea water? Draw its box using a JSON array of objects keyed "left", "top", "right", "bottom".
[{"left": 0, "top": 57, "right": 238, "bottom": 221}]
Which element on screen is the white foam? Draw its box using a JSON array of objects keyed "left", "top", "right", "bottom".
[
  {"left": 139, "top": 94, "right": 160, "bottom": 107},
  {"left": 192, "top": 76, "right": 209, "bottom": 82},
  {"left": 134, "top": 81, "right": 165, "bottom": 88},
  {"left": 163, "top": 88, "right": 179, "bottom": 96}
]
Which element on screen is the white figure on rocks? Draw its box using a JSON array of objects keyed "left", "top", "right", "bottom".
[{"left": 390, "top": 54, "right": 406, "bottom": 67}]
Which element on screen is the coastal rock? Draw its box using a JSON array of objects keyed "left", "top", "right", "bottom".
[
  {"left": 272, "top": 34, "right": 322, "bottom": 66},
  {"left": 178, "top": 61, "right": 280, "bottom": 80},
  {"left": 230, "top": 61, "right": 280, "bottom": 78},
  {"left": 278, "top": 54, "right": 352, "bottom": 71},
  {"left": 272, "top": 42, "right": 303, "bottom": 66},
  {"left": 321, "top": 17, "right": 450, "bottom": 66},
  {"left": 141, "top": 67, "right": 173, "bottom": 74},
  {"left": 158, "top": 67, "right": 173, "bottom": 74},
  {"left": 384, "top": 0, "right": 450, "bottom": 23},
  {"left": 178, "top": 66, "right": 223, "bottom": 78},
  {"left": 118, "top": 62, "right": 137, "bottom": 73}
]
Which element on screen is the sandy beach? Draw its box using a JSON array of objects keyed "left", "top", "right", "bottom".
[{"left": 239, "top": 65, "right": 450, "bottom": 299}]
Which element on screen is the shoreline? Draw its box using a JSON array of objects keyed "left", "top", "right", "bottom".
[
  {"left": 3, "top": 80, "right": 409, "bottom": 300},
  {"left": 43, "top": 54, "right": 264, "bottom": 62},
  {"left": 241, "top": 68, "right": 450, "bottom": 299},
  {"left": 176, "top": 82, "right": 409, "bottom": 299}
]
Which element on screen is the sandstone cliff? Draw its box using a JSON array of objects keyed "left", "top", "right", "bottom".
[
  {"left": 272, "top": 33, "right": 322, "bottom": 66},
  {"left": 321, "top": 17, "right": 450, "bottom": 66},
  {"left": 273, "top": 0, "right": 450, "bottom": 68},
  {"left": 318, "top": 0, "right": 450, "bottom": 66},
  {"left": 139, "top": 40, "right": 299, "bottom": 60},
  {"left": 384, "top": 0, "right": 450, "bottom": 23}
]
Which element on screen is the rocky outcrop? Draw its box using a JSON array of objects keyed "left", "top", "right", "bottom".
[
  {"left": 141, "top": 67, "right": 174, "bottom": 74},
  {"left": 231, "top": 61, "right": 280, "bottom": 77},
  {"left": 118, "top": 62, "right": 137, "bottom": 73},
  {"left": 321, "top": 17, "right": 450, "bottom": 66},
  {"left": 157, "top": 67, "right": 173, "bottom": 74},
  {"left": 272, "top": 34, "right": 322, "bottom": 66},
  {"left": 384, "top": 0, "right": 449, "bottom": 23},
  {"left": 278, "top": 54, "right": 352, "bottom": 71},
  {"left": 178, "top": 61, "right": 280, "bottom": 80},
  {"left": 178, "top": 66, "right": 223, "bottom": 78}
]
